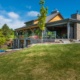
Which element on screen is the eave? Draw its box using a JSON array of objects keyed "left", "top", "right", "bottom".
[
  {"left": 15, "top": 24, "right": 38, "bottom": 31},
  {"left": 46, "top": 18, "right": 80, "bottom": 27}
]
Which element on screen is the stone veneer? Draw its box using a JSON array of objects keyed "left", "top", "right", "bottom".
[
  {"left": 76, "top": 23, "right": 80, "bottom": 40},
  {"left": 71, "top": 14, "right": 80, "bottom": 40}
]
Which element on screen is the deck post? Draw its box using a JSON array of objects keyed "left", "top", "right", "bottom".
[
  {"left": 55, "top": 31, "right": 56, "bottom": 39},
  {"left": 24, "top": 39, "right": 26, "bottom": 48},
  {"left": 67, "top": 22, "right": 70, "bottom": 39},
  {"left": 18, "top": 39, "right": 20, "bottom": 48},
  {"left": 12, "top": 39, "right": 14, "bottom": 49}
]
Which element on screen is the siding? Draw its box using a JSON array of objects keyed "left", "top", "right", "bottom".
[{"left": 49, "top": 15, "right": 63, "bottom": 22}]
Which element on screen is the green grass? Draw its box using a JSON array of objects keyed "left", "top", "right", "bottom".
[{"left": 0, "top": 44, "right": 80, "bottom": 80}]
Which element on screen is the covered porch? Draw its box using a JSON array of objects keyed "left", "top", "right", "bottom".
[{"left": 45, "top": 18, "right": 78, "bottom": 40}]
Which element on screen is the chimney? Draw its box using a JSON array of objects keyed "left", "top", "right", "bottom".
[
  {"left": 71, "top": 11, "right": 80, "bottom": 20},
  {"left": 51, "top": 9, "right": 59, "bottom": 14},
  {"left": 71, "top": 11, "right": 80, "bottom": 40}
]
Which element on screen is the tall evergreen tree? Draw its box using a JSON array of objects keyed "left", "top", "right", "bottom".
[
  {"left": 2, "top": 24, "right": 14, "bottom": 40},
  {"left": 2, "top": 24, "right": 10, "bottom": 40},
  {"left": 38, "top": 0, "right": 48, "bottom": 42},
  {"left": 0, "top": 29, "right": 5, "bottom": 48}
]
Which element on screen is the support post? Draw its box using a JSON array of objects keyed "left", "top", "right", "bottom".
[
  {"left": 42, "top": 27, "right": 47, "bottom": 42},
  {"left": 24, "top": 39, "right": 26, "bottom": 48},
  {"left": 12, "top": 39, "right": 14, "bottom": 49},
  {"left": 67, "top": 22, "right": 70, "bottom": 39},
  {"left": 55, "top": 31, "right": 56, "bottom": 39},
  {"left": 18, "top": 39, "right": 20, "bottom": 48}
]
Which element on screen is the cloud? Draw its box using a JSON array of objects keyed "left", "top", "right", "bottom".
[
  {"left": 0, "top": 10, "right": 39, "bottom": 29},
  {"left": 7, "top": 20, "right": 25, "bottom": 29},
  {"left": 27, "top": 11, "right": 39, "bottom": 17},
  {"left": 8, "top": 12, "right": 19, "bottom": 19},
  {"left": 0, "top": 15, "right": 12, "bottom": 23},
  {"left": 0, "top": 10, "right": 25, "bottom": 29}
]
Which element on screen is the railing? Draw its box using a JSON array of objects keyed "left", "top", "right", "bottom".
[
  {"left": 30, "top": 38, "right": 70, "bottom": 44},
  {"left": 30, "top": 38, "right": 55, "bottom": 44},
  {"left": 43, "top": 39, "right": 55, "bottom": 42}
]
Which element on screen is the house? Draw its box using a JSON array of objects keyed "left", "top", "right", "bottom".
[{"left": 13, "top": 10, "right": 80, "bottom": 48}]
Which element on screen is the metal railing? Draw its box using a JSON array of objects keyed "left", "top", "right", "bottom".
[{"left": 30, "top": 38, "right": 55, "bottom": 44}]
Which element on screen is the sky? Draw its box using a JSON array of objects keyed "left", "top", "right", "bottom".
[{"left": 0, "top": 0, "right": 80, "bottom": 29}]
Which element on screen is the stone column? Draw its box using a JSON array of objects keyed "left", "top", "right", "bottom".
[
  {"left": 74, "top": 23, "right": 80, "bottom": 40},
  {"left": 76, "top": 23, "right": 80, "bottom": 40},
  {"left": 67, "top": 22, "right": 70, "bottom": 39}
]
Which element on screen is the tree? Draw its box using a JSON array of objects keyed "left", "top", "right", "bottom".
[
  {"left": 0, "top": 30, "right": 6, "bottom": 48},
  {"left": 38, "top": 0, "right": 48, "bottom": 42},
  {"left": 9, "top": 28, "right": 14, "bottom": 39},
  {"left": 9, "top": 28, "right": 14, "bottom": 35},
  {"left": 2, "top": 24, "right": 10, "bottom": 40},
  {"left": 2, "top": 24, "right": 14, "bottom": 40}
]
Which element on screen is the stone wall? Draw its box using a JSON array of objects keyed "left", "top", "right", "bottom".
[
  {"left": 74, "top": 23, "right": 77, "bottom": 39},
  {"left": 76, "top": 23, "right": 80, "bottom": 40},
  {"left": 71, "top": 14, "right": 80, "bottom": 40},
  {"left": 74, "top": 23, "right": 80, "bottom": 40}
]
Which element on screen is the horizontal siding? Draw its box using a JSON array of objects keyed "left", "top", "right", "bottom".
[{"left": 49, "top": 15, "right": 63, "bottom": 22}]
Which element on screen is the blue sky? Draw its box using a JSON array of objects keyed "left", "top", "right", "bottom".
[{"left": 0, "top": 0, "right": 80, "bottom": 29}]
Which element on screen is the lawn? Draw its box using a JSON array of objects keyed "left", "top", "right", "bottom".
[{"left": 0, "top": 44, "right": 80, "bottom": 80}]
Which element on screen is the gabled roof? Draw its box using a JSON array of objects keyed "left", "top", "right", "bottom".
[
  {"left": 46, "top": 10, "right": 63, "bottom": 23},
  {"left": 15, "top": 10, "right": 64, "bottom": 30},
  {"left": 24, "top": 10, "right": 63, "bottom": 24}
]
